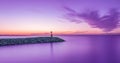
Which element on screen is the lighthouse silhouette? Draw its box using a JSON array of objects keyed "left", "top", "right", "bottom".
[{"left": 50, "top": 31, "right": 53, "bottom": 38}]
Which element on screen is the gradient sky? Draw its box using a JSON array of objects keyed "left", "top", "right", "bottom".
[{"left": 0, "top": 0, "right": 120, "bottom": 35}]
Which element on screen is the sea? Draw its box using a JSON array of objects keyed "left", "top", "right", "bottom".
[{"left": 0, "top": 35, "right": 120, "bottom": 63}]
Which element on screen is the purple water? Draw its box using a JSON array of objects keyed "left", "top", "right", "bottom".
[{"left": 0, "top": 35, "right": 120, "bottom": 63}]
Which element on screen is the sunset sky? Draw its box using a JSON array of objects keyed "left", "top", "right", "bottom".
[{"left": 0, "top": 0, "right": 120, "bottom": 35}]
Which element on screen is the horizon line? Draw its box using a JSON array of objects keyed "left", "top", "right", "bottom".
[{"left": 0, "top": 33, "right": 120, "bottom": 36}]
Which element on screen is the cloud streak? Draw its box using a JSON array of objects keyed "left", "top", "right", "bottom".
[{"left": 64, "top": 7, "right": 120, "bottom": 32}]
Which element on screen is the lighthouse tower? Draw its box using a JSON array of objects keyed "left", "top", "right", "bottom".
[{"left": 50, "top": 31, "right": 53, "bottom": 38}]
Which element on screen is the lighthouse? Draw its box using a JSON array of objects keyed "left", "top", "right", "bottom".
[{"left": 50, "top": 31, "right": 53, "bottom": 38}]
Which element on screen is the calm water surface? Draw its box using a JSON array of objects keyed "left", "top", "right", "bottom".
[{"left": 0, "top": 35, "right": 120, "bottom": 63}]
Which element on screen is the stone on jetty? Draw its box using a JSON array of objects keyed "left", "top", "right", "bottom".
[{"left": 0, "top": 37, "right": 64, "bottom": 46}]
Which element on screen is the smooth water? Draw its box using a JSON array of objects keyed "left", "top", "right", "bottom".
[{"left": 0, "top": 35, "right": 120, "bottom": 63}]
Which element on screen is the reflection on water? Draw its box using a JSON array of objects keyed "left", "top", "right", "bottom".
[{"left": 0, "top": 35, "right": 120, "bottom": 63}]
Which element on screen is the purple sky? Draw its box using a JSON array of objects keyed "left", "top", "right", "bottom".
[{"left": 0, "top": 0, "right": 120, "bottom": 35}]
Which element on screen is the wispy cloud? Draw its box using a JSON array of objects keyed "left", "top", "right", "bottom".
[{"left": 64, "top": 7, "right": 120, "bottom": 32}]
